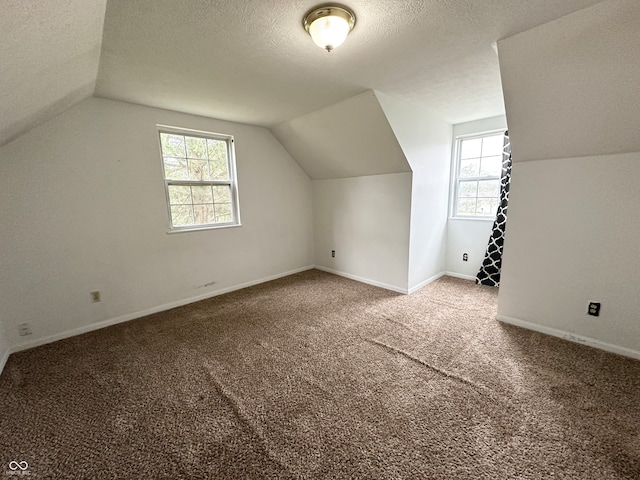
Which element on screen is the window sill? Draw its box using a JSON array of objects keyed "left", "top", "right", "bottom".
[
  {"left": 167, "top": 223, "right": 242, "bottom": 234},
  {"left": 448, "top": 216, "right": 495, "bottom": 222}
]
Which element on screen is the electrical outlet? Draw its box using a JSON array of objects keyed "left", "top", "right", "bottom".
[
  {"left": 463, "top": 253, "right": 468, "bottom": 262},
  {"left": 331, "top": 250, "right": 335, "bottom": 258},
  {"left": 90, "top": 291, "right": 101, "bottom": 303},
  {"left": 588, "top": 302, "right": 601, "bottom": 316},
  {"left": 18, "top": 323, "right": 32, "bottom": 336}
]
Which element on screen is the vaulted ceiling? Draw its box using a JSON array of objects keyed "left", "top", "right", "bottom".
[
  {"left": 1, "top": 0, "right": 605, "bottom": 147},
  {"left": 0, "top": 0, "right": 106, "bottom": 146}
]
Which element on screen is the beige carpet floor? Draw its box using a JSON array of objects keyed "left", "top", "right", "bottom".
[{"left": 1, "top": 269, "right": 639, "bottom": 479}]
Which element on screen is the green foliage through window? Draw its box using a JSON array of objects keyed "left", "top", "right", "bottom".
[{"left": 159, "top": 129, "right": 239, "bottom": 230}]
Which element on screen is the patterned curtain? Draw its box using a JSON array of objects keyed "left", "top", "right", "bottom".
[{"left": 476, "top": 130, "right": 511, "bottom": 287}]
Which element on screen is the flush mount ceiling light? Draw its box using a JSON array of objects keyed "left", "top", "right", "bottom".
[{"left": 303, "top": 4, "right": 356, "bottom": 52}]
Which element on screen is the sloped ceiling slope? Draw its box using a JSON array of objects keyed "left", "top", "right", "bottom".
[
  {"left": 271, "top": 91, "right": 410, "bottom": 180},
  {"left": 0, "top": 0, "right": 107, "bottom": 147},
  {"left": 498, "top": 0, "right": 640, "bottom": 162},
  {"left": 94, "top": 0, "right": 604, "bottom": 129},
  {"left": 2, "top": 0, "right": 605, "bottom": 150}
]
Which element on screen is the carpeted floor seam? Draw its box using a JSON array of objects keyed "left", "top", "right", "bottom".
[
  {"left": 201, "top": 362, "right": 295, "bottom": 477},
  {"left": 366, "top": 338, "right": 483, "bottom": 391}
]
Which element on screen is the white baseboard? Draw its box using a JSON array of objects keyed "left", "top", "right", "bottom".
[
  {"left": 408, "top": 272, "right": 446, "bottom": 294},
  {"left": 313, "top": 266, "right": 408, "bottom": 294},
  {"left": 314, "top": 267, "right": 456, "bottom": 295},
  {"left": 443, "top": 271, "right": 477, "bottom": 281},
  {"left": 496, "top": 314, "right": 640, "bottom": 361},
  {"left": 10, "top": 265, "right": 315, "bottom": 353},
  {"left": 0, "top": 347, "right": 10, "bottom": 377}
]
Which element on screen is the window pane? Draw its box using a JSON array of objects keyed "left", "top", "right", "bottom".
[
  {"left": 454, "top": 132, "right": 505, "bottom": 219},
  {"left": 160, "top": 130, "right": 238, "bottom": 230},
  {"left": 192, "top": 185, "right": 213, "bottom": 204},
  {"left": 457, "top": 198, "right": 476, "bottom": 216},
  {"left": 193, "top": 204, "right": 215, "bottom": 225},
  {"left": 212, "top": 185, "right": 231, "bottom": 203},
  {"left": 460, "top": 138, "right": 481, "bottom": 159},
  {"left": 480, "top": 155, "right": 502, "bottom": 177},
  {"left": 207, "top": 139, "right": 228, "bottom": 162},
  {"left": 210, "top": 160, "right": 229, "bottom": 180},
  {"left": 168, "top": 185, "right": 192, "bottom": 205},
  {"left": 188, "top": 159, "right": 209, "bottom": 181},
  {"left": 161, "top": 134, "right": 186, "bottom": 158},
  {"left": 476, "top": 198, "right": 499, "bottom": 216},
  {"left": 186, "top": 136, "right": 207, "bottom": 159},
  {"left": 171, "top": 205, "right": 194, "bottom": 226},
  {"left": 215, "top": 203, "right": 232, "bottom": 223},
  {"left": 163, "top": 158, "right": 188, "bottom": 180},
  {"left": 478, "top": 179, "right": 500, "bottom": 197},
  {"left": 460, "top": 158, "right": 479, "bottom": 178},
  {"left": 458, "top": 181, "right": 477, "bottom": 198},
  {"left": 481, "top": 135, "right": 504, "bottom": 157}
]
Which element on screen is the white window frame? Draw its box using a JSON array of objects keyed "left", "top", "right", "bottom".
[
  {"left": 157, "top": 125, "right": 241, "bottom": 233},
  {"left": 450, "top": 129, "right": 504, "bottom": 220}
]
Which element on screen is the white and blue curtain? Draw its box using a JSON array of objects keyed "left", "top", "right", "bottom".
[{"left": 476, "top": 131, "right": 511, "bottom": 287}]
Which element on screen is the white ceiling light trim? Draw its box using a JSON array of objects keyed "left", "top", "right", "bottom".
[{"left": 303, "top": 5, "right": 356, "bottom": 52}]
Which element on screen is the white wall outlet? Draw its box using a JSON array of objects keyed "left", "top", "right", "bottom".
[
  {"left": 90, "top": 291, "right": 101, "bottom": 303},
  {"left": 18, "top": 323, "right": 32, "bottom": 336}
]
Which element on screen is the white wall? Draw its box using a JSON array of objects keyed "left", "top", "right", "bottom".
[
  {"left": 498, "top": 153, "right": 640, "bottom": 358},
  {"left": 445, "top": 115, "right": 507, "bottom": 279},
  {"left": 375, "top": 93, "right": 452, "bottom": 291},
  {"left": 0, "top": 97, "right": 313, "bottom": 350},
  {"left": 445, "top": 220, "right": 493, "bottom": 279},
  {"left": 452, "top": 116, "right": 506, "bottom": 138},
  {"left": 313, "top": 173, "right": 412, "bottom": 293},
  {"left": 496, "top": 0, "right": 640, "bottom": 358}
]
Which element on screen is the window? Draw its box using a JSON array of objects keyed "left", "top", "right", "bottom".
[
  {"left": 452, "top": 131, "right": 504, "bottom": 218},
  {"left": 158, "top": 127, "right": 240, "bottom": 231}
]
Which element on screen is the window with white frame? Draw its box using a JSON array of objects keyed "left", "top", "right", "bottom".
[
  {"left": 452, "top": 132, "right": 504, "bottom": 218},
  {"left": 158, "top": 127, "right": 240, "bottom": 231}
]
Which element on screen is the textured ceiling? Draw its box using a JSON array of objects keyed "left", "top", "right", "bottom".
[
  {"left": 95, "top": 0, "right": 603, "bottom": 128},
  {"left": 0, "top": 0, "right": 106, "bottom": 146},
  {"left": 1, "top": 0, "right": 605, "bottom": 147}
]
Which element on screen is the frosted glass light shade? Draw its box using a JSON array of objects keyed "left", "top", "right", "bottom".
[
  {"left": 308, "top": 15, "right": 349, "bottom": 51},
  {"left": 304, "top": 6, "right": 356, "bottom": 52}
]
